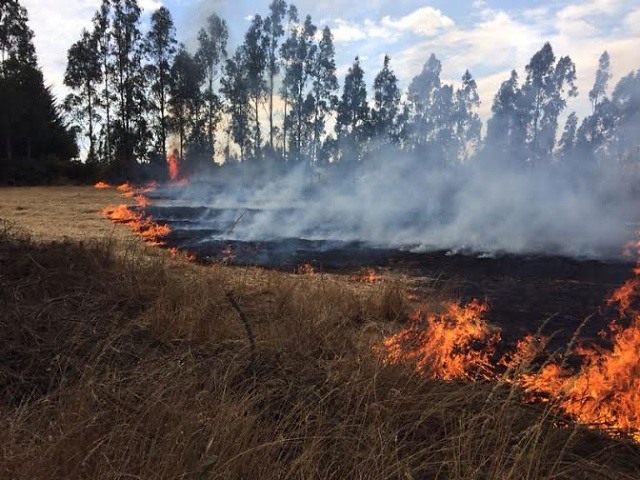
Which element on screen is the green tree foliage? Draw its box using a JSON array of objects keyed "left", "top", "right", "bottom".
[
  {"left": 110, "top": 0, "right": 147, "bottom": 177},
  {"left": 64, "top": 29, "right": 101, "bottom": 164},
  {"left": 454, "top": 70, "right": 481, "bottom": 162},
  {"left": 196, "top": 13, "right": 228, "bottom": 159},
  {"left": 145, "top": 6, "right": 177, "bottom": 171},
  {"left": 486, "top": 70, "right": 525, "bottom": 161},
  {"left": 168, "top": 46, "right": 204, "bottom": 165},
  {"left": 589, "top": 51, "right": 611, "bottom": 110},
  {"left": 221, "top": 48, "right": 251, "bottom": 160},
  {"left": 521, "top": 42, "right": 577, "bottom": 163},
  {"left": 335, "top": 57, "right": 369, "bottom": 162},
  {"left": 310, "top": 26, "right": 338, "bottom": 163},
  {"left": 371, "top": 55, "right": 400, "bottom": 148},
  {"left": 0, "top": 0, "right": 77, "bottom": 184},
  {"left": 243, "top": 15, "right": 268, "bottom": 158},
  {"left": 406, "top": 53, "right": 442, "bottom": 152},
  {"left": 263, "top": 0, "right": 287, "bottom": 151},
  {"left": 281, "top": 13, "right": 317, "bottom": 160}
]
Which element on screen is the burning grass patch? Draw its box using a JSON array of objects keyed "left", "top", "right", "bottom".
[{"left": 1, "top": 223, "right": 640, "bottom": 479}]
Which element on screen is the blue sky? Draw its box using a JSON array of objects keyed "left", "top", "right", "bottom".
[{"left": 21, "top": 0, "right": 640, "bottom": 121}]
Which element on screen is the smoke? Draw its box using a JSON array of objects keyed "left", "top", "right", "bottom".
[{"left": 152, "top": 149, "right": 638, "bottom": 261}]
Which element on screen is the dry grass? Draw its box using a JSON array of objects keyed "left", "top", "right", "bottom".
[{"left": 1, "top": 186, "right": 640, "bottom": 479}]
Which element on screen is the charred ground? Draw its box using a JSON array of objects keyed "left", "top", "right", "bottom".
[{"left": 2, "top": 186, "right": 640, "bottom": 480}]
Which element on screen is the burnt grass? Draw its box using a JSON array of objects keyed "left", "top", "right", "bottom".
[
  {"left": 3, "top": 221, "right": 640, "bottom": 479},
  {"left": 154, "top": 201, "right": 635, "bottom": 352}
]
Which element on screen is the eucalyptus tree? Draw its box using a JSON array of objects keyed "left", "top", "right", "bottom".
[
  {"left": 110, "top": 0, "right": 147, "bottom": 174},
  {"left": 589, "top": 51, "right": 611, "bottom": 110},
  {"left": 371, "top": 55, "right": 400, "bottom": 147},
  {"left": 64, "top": 28, "right": 102, "bottom": 163},
  {"left": 243, "top": 15, "right": 268, "bottom": 158},
  {"left": 453, "top": 70, "right": 481, "bottom": 161},
  {"left": 262, "top": 0, "right": 287, "bottom": 150},
  {"left": 145, "top": 6, "right": 177, "bottom": 168},
  {"left": 520, "top": 42, "right": 577, "bottom": 163},
  {"left": 310, "top": 25, "right": 338, "bottom": 162},
  {"left": 281, "top": 14, "right": 317, "bottom": 160},
  {"left": 335, "top": 56, "right": 369, "bottom": 162},
  {"left": 221, "top": 48, "right": 252, "bottom": 160},
  {"left": 196, "top": 13, "right": 228, "bottom": 156}
]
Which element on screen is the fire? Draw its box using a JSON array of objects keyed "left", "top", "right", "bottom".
[
  {"left": 295, "top": 263, "right": 315, "bottom": 275},
  {"left": 353, "top": 268, "right": 381, "bottom": 283},
  {"left": 168, "top": 149, "right": 179, "bottom": 181},
  {"left": 101, "top": 204, "right": 170, "bottom": 246},
  {"left": 94, "top": 181, "right": 111, "bottom": 189},
  {"left": 379, "top": 300, "right": 500, "bottom": 381},
  {"left": 378, "top": 240, "right": 640, "bottom": 441},
  {"left": 117, "top": 182, "right": 134, "bottom": 193}
]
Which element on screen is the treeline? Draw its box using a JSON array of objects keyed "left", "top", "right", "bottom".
[
  {"left": 0, "top": 1, "right": 79, "bottom": 184},
  {"left": 3, "top": 0, "right": 640, "bottom": 185}
]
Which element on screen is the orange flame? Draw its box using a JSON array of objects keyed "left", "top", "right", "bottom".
[
  {"left": 295, "top": 263, "right": 315, "bottom": 275},
  {"left": 352, "top": 268, "right": 381, "bottom": 283},
  {"left": 101, "top": 204, "right": 170, "bottom": 246},
  {"left": 94, "top": 181, "right": 111, "bottom": 189},
  {"left": 168, "top": 149, "right": 179, "bottom": 181},
  {"left": 378, "top": 236, "right": 640, "bottom": 441},
  {"left": 380, "top": 300, "right": 500, "bottom": 381}
]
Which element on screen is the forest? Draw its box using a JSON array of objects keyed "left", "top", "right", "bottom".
[{"left": 1, "top": 0, "right": 639, "bottom": 184}]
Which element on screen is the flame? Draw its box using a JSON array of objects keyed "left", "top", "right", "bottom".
[
  {"left": 168, "top": 149, "right": 179, "bottom": 181},
  {"left": 295, "top": 263, "right": 315, "bottom": 275},
  {"left": 94, "top": 181, "right": 111, "bottom": 189},
  {"left": 379, "top": 300, "right": 500, "bottom": 381},
  {"left": 353, "top": 268, "right": 381, "bottom": 283},
  {"left": 117, "top": 183, "right": 134, "bottom": 193},
  {"left": 378, "top": 236, "right": 640, "bottom": 441},
  {"left": 101, "top": 204, "right": 170, "bottom": 246}
]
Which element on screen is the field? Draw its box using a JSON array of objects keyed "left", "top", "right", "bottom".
[{"left": 2, "top": 186, "right": 640, "bottom": 479}]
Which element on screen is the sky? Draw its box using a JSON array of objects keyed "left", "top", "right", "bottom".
[{"left": 21, "top": 0, "right": 640, "bottom": 123}]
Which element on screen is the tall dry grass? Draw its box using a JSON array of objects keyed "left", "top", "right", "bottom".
[{"left": 1, "top": 221, "right": 639, "bottom": 479}]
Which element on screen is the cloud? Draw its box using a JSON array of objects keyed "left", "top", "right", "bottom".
[
  {"left": 329, "top": 6, "right": 454, "bottom": 44},
  {"left": 380, "top": 7, "right": 455, "bottom": 37}
]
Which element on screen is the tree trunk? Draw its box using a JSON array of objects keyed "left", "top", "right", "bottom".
[{"left": 269, "top": 72, "right": 274, "bottom": 149}]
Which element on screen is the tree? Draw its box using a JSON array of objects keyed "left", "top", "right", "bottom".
[
  {"left": 520, "top": 42, "right": 577, "bottom": 163},
  {"left": 262, "top": 0, "right": 287, "bottom": 151},
  {"left": 589, "top": 51, "right": 611, "bottom": 110},
  {"left": 92, "top": 0, "right": 113, "bottom": 166},
  {"left": 145, "top": 6, "right": 177, "bottom": 171},
  {"left": 110, "top": 0, "right": 147, "bottom": 176},
  {"left": 486, "top": 70, "right": 525, "bottom": 161},
  {"left": 557, "top": 111, "right": 578, "bottom": 161},
  {"left": 221, "top": 48, "right": 251, "bottom": 160},
  {"left": 281, "top": 13, "right": 316, "bottom": 160},
  {"left": 1, "top": 0, "right": 77, "bottom": 183},
  {"left": 371, "top": 55, "right": 400, "bottom": 147},
  {"left": 64, "top": 28, "right": 101, "bottom": 163},
  {"left": 196, "top": 13, "right": 228, "bottom": 158},
  {"left": 243, "top": 15, "right": 267, "bottom": 158},
  {"left": 335, "top": 56, "right": 369, "bottom": 162},
  {"left": 453, "top": 70, "right": 481, "bottom": 162},
  {"left": 168, "top": 46, "right": 203, "bottom": 165},
  {"left": 310, "top": 26, "right": 338, "bottom": 163},
  {"left": 406, "top": 53, "right": 442, "bottom": 152}
]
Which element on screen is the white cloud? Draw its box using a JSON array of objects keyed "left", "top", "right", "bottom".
[
  {"left": 380, "top": 6, "right": 455, "bottom": 37},
  {"left": 330, "top": 6, "right": 454, "bottom": 44}
]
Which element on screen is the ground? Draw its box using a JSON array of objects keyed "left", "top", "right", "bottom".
[{"left": 1, "top": 185, "right": 640, "bottom": 479}]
